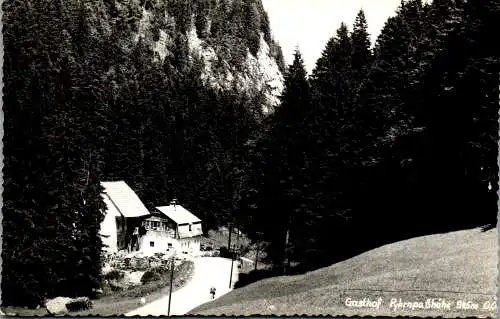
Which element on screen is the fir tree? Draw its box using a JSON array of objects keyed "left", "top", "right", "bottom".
[
  {"left": 351, "top": 10, "right": 372, "bottom": 89},
  {"left": 250, "top": 50, "right": 311, "bottom": 269}
]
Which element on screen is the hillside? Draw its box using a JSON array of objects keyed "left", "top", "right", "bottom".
[
  {"left": 86, "top": 0, "right": 285, "bottom": 112},
  {"left": 190, "top": 227, "right": 498, "bottom": 317}
]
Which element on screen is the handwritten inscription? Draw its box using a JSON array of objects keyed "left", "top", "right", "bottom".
[
  {"left": 343, "top": 297, "right": 497, "bottom": 312},
  {"left": 345, "top": 298, "right": 383, "bottom": 309}
]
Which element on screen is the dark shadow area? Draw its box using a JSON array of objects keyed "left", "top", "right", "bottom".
[
  {"left": 234, "top": 268, "right": 285, "bottom": 289},
  {"left": 481, "top": 224, "right": 496, "bottom": 232}
]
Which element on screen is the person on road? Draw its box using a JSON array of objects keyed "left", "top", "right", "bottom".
[{"left": 209, "top": 287, "right": 216, "bottom": 299}]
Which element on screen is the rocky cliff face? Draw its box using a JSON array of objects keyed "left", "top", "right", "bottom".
[{"left": 86, "top": 0, "right": 285, "bottom": 113}]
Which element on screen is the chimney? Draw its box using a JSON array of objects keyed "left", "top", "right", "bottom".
[{"left": 171, "top": 198, "right": 177, "bottom": 209}]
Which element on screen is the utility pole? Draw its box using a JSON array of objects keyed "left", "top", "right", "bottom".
[
  {"left": 283, "top": 216, "right": 291, "bottom": 274},
  {"left": 229, "top": 176, "right": 243, "bottom": 250},
  {"left": 229, "top": 246, "right": 234, "bottom": 288},
  {"left": 227, "top": 223, "right": 232, "bottom": 250},
  {"left": 167, "top": 250, "right": 175, "bottom": 316},
  {"left": 254, "top": 231, "right": 263, "bottom": 272},
  {"left": 283, "top": 228, "right": 289, "bottom": 274},
  {"left": 254, "top": 246, "right": 259, "bottom": 271},
  {"left": 236, "top": 227, "right": 240, "bottom": 247},
  {"left": 229, "top": 245, "right": 239, "bottom": 288}
]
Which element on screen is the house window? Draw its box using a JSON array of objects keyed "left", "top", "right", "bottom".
[
  {"left": 150, "top": 221, "right": 159, "bottom": 230},
  {"left": 150, "top": 241, "right": 155, "bottom": 247},
  {"left": 189, "top": 224, "right": 192, "bottom": 231},
  {"left": 168, "top": 243, "right": 172, "bottom": 248}
]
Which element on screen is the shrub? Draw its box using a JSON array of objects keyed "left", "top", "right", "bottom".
[
  {"left": 108, "top": 280, "right": 126, "bottom": 291},
  {"left": 103, "top": 269, "right": 125, "bottom": 281},
  {"left": 101, "top": 261, "right": 194, "bottom": 299},
  {"left": 239, "top": 244, "right": 250, "bottom": 256},
  {"left": 65, "top": 297, "right": 93, "bottom": 312},
  {"left": 219, "top": 246, "right": 231, "bottom": 258},
  {"left": 140, "top": 266, "right": 170, "bottom": 285},
  {"left": 140, "top": 271, "right": 162, "bottom": 284}
]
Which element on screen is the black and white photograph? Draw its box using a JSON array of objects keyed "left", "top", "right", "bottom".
[{"left": 1, "top": 0, "right": 499, "bottom": 317}]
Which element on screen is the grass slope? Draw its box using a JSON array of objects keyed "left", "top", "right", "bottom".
[{"left": 190, "top": 227, "right": 498, "bottom": 318}]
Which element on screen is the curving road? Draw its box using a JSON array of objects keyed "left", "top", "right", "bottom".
[{"left": 126, "top": 257, "right": 238, "bottom": 316}]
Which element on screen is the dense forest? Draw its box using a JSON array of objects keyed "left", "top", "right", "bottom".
[
  {"left": 239, "top": 0, "right": 499, "bottom": 274},
  {"left": 2, "top": 0, "right": 282, "bottom": 306},
  {"left": 2, "top": 0, "right": 499, "bottom": 307}
]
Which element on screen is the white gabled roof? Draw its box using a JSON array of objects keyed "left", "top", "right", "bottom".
[
  {"left": 101, "top": 181, "right": 150, "bottom": 218},
  {"left": 155, "top": 204, "right": 201, "bottom": 225},
  {"left": 101, "top": 193, "right": 122, "bottom": 218}
]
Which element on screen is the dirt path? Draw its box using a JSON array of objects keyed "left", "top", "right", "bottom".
[{"left": 125, "top": 257, "right": 238, "bottom": 316}]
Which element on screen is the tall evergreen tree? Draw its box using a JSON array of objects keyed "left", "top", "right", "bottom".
[
  {"left": 2, "top": 0, "right": 49, "bottom": 306},
  {"left": 351, "top": 10, "right": 372, "bottom": 89},
  {"left": 246, "top": 50, "right": 311, "bottom": 269},
  {"left": 2, "top": 0, "right": 108, "bottom": 304}
]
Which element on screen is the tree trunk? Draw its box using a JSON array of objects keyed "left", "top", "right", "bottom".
[{"left": 283, "top": 225, "right": 290, "bottom": 274}]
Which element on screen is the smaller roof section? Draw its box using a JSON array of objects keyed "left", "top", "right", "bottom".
[
  {"left": 101, "top": 181, "right": 150, "bottom": 218},
  {"left": 156, "top": 202, "right": 201, "bottom": 225}
]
